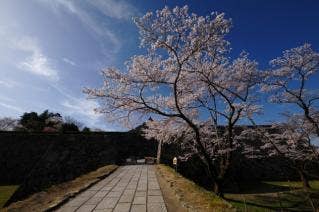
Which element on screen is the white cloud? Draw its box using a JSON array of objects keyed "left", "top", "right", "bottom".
[
  {"left": 1, "top": 27, "right": 65, "bottom": 89},
  {"left": 0, "top": 27, "right": 58, "bottom": 81},
  {"left": 0, "top": 102, "right": 24, "bottom": 113},
  {"left": 62, "top": 98, "right": 100, "bottom": 118},
  {"left": 13, "top": 36, "right": 59, "bottom": 81},
  {"left": 88, "top": 0, "right": 138, "bottom": 20},
  {"left": 35, "top": 0, "right": 138, "bottom": 54},
  {"left": 19, "top": 53, "right": 58, "bottom": 80},
  {"left": 61, "top": 98, "right": 102, "bottom": 126},
  {"left": 0, "top": 79, "right": 16, "bottom": 88},
  {"left": 49, "top": 83, "right": 101, "bottom": 126},
  {"left": 63, "top": 57, "right": 76, "bottom": 66}
]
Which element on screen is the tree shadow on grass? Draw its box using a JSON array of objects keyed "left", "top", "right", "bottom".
[
  {"left": 225, "top": 189, "right": 319, "bottom": 211},
  {"left": 227, "top": 181, "right": 292, "bottom": 194}
]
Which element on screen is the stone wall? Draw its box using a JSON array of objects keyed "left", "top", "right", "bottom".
[{"left": 0, "top": 131, "right": 157, "bottom": 203}]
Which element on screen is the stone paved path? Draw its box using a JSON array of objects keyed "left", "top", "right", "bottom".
[{"left": 56, "top": 165, "right": 167, "bottom": 212}]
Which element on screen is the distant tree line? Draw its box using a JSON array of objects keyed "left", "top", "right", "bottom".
[{"left": 0, "top": 110, "right": 94, "bottom": 133}]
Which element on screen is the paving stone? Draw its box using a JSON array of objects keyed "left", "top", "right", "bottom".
[
  {"left": 117, "top": 185, "right": 128, "bottom": 189},
  {"left": 126, "top": 184, "right": 137, "bottom": 190},
  {"left": 77, "top": 204, "right": 96, "bottom": 212},
  {"left": 147, "top": 203, "right": 167, "bottom": 212},
  {"left": 113, "top": 203, "right": 131, "bottom": 212},
  {"left": 148, "top": 189, "right": 162, "bottom": 196},
  {"left": 106, "top": 191, "right": 122, "bottom": 197},
  {"left": 55, "top": 206, "right": 78, "bottom": 212},
  {"left": 112, "top": 186, "right": 126, "bottom": 192},
  {"left": 108, "top": 180, "right": 119, "bottom": 186},
  {"left": 148, "top": 183, "right": 160, "bottom": 190},
  {"left": 95, "top": 197, "right": 119, "bottom": 209},
  {"left": 93, "top": 209, "right": 112, "bottom": 212},
  {"left": 134, "top": 191, "right": 146, "bottom": 197},
  {"left": 87, "top": 187, "right": 102, "bottom": 191},
  {"left": 133, "top": 196, "right": 146, "bottom": 205},
  {"left": 118, "top": 194, "right": 134, "bottom": 203},
  {"left": 64, "top": 197, "right": 88, "bottom": 207},
  {"left": 137, "top": 184, "right": 147, "bottom": 191},
  {"left": 130, "top": 204, "right": 146, "bottom": 212},
  {"left": 86, "top": 197, "right": 103, "bottom": 205},
  {"left": 148, "top": 195, "right": 164, "bottom": 203},
  {"left": 100, "top": 186, "right": 113, "bottom": 191},
  {"left": 92, "top": 184, "right": 106, "bottom": 190},
  {"left": 122, "top": 189, "right": 135, "bottom": 195},
  {"left": 78, "top": 190, "right": 97, "bottom": 198},
  {"left": 93, "top": 191, "right": 109, "bottom": 198}
]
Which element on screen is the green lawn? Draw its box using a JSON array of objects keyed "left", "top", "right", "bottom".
[
  {"left": 265, "top": 180, "right": 319, "bottom": 189},
  {"left": 0, "top": 185, "right": 19, "bottom": 208},
  {"left": 224, "top": 181, "right": 319, "bottom": 211}
]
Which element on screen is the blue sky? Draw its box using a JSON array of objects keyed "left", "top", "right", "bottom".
[{"left": 0, "top": 0, "right": 318, "bottom": 130}]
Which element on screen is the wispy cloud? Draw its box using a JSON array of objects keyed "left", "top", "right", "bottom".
[
  {"left": 62, "top": 98, "right": 101, "bottom": 120},
  {"left": 61, "top": 97, "right": 103, "bottom": 128},
  {"left": 14, "top": 36, "right": 59, "bottom": 81},
  {"left": 0, "top": 102, "right": 24, "bottom": 113},
  {"left": 36, "top": 0, "right": 138, "bottom": 54},
  {"left": 0, "top": 79, "right": 17, "bottom": 88},
  {"left": 0, "top": 26, "right": 58, "bottom": 81},
  {"left": 63, "top": 57, "right": 76, "bottom": 66},
  {"left": 88, "top": 0, "right": 138, "bottom": 20},
  {"left": 49, "top": 83, "right": 102, "bottom": 126}
]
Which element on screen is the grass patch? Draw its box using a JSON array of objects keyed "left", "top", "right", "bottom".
[
  {"left": 2, "top": 165, "right": 118, "bottom": 212},
  {"left": 265, "top": 180, "right": 319, "bottom": 190},
  {"left": 156, "top": 164, "right": 233, "bottom": 211},
  {"left": 225, "top": 181, "right": 319, "bottom": 211},
  {"left": 0, "top": 185, "right": 19, "bottom": 208}
]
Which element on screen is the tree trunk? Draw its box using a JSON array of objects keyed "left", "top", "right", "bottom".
[
  {"left": 192, "top": 129, "right": 222, "bottom": 196},
  {"left": 213, "top": 179, "right": 224, "bottom": 198},
  {"left": 214, "top": 122, "right": 233, "bottom": 197},
  {"left": 156, "top": 140, "right": 162, "bottom": 164},
  {"left": 298, "top": 169, "right": 311, "bottom": 190}
]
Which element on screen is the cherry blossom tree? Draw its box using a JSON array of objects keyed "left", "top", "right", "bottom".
[
  {"left": 262, "top": 44, "right": 319, "bottom": 136},
  {"left": 263, "top": 44, "right": 319, "bottom": 184},
  {"left": 267, "top": 118, "right": 318, "bottom": 189},
  {"left": 84, "top": 6, "right": 262, "bottom": 196},
  {"left": 258, "top": 44, "right": 319, "bottom": 188},
  {"left": 240, "top": 118, "right": 318, "bottom": 189}
]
